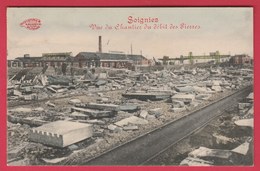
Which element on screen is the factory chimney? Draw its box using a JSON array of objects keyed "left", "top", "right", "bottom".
[{"left": 98, "top": 36, "right": 102, "bottom": 53}]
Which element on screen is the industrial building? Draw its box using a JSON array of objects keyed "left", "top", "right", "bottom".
[
  {"left": 230, "top": 54, "right": 252, "bottom": 65},
  {"left": 159, "top": 51, "right": 232, "bottom": 65},
  {"left": 7, "top": 53, "right": 73, "bottom": 68},
  {"left": 74, "top": 52, "right": 148, "bottom": 68}
]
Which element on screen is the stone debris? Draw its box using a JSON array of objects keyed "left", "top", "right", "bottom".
[
  {"left": 146, "top": 114, "right": 156, "bottom": 120},
  {"left": 114, "top": 116, "right": 148, "bottom": 127},
  {"left": 41, "top": 157, "right": 67, "bottom": 164},
  {"left": 139, "top": 110, "right": 148, "bottom": 119},
  {"left": 171, "top": 94, "right": 195, "bottom": 104},
  {"left": 33, "top": 107, "right": 44, "bottom": 112},
  {"left": 169, "top": 107, "right": 186, "bottom": 113},
  {"left": 23, "top": 94, "right": 38, "bottom": 101},
  {"left": 107, "top": 124, "right": 122, "bottom": 132},
  {"left": 212, "top": 80, "right": 222, "bottom": 86},
  {"left": 180, "top": 157, "right": 213, "bottom": 166},
  {"left": 68, "top": 144, "right": 79, "bottom": 151},
  {"left": 235, "top": 92, "right": 254, "bottom": 119},
  {"left": 211, "top": 85, "right": 222, "bottom": 92},
  {"left": 234, "top": 119, "right": 253, "bottom": 128},
  {"left": 119, "top": 104, "right": 140, "bottom": 112},
  {"left": 47, "top": 75, "right": 72, "bottom": 86},
  {"left": 68, "top": 99, "right": 82, "bottom": 105},
  {"left": 196, "top": 94, "right": 212, "bottom": 101},
  {"left": 76, "top": 103, "right": 119, "bottom": 111},
  {"left": 107, "top": 124, "right": 117, "bottom": 131},
  {"left": 45, "top": 101, "right": 56, "bottom": 107},
  {"left": 172, "top": 100, "right": 185, "bottom": 108},
  {"left": 8, "top": 143, "right": 29, "bottom": 160},
  {"left": 232, "top": 142, "right": 250, "bottom": 155},
  {"left": 93, "top": 129, "right": 105, "bottom": 137},
  {"left": 9, "top": 107, "right": 32, "bottom": 113},
  {"left": 148, "top": 108, "right": 162, "bottom": 117},
  {"left": 70, "top": 112, "right": 89, "bottom": 120},
  {"left": 175, "top": 86, "right": 194, "bottom": 93},
  {"left": 84, "top": 119, "right": 106, "bottom": 125},
  {"left": 122, "top": 92, "right": 171, "bottom": 101},
  {"left": 13, "top": 90, "right": 23, "bottom": 97},
  {"left": 189, "top": 147, "right": 233, "bottom": 159},
  {"left": 123, "top": 125, "right": 139, "bottom": 131},
  {"left": 212, "top": 133, "right": 235, "bottom": 144},
  {"left": 8, "top": 115, "right": 48, "bottom": 126},
  {"left": 238, "top": 103, "right": 251, "bottom": 110},
  {"left": 95, "top": 80, "right": 107, "bottom": 86},
  {"left": 246, "top": 92, "right": 253, "bottom": 102},
  {"left": 246, "top": 107, "right": 253, "bottom": 116},
  {"left": 98, "top": 73, "right": 108, "bottom": 79},
  {"left": 71, "top": 107, "right": 116, "bottom": 119},
  {"left": 47, "top": 86, "right": 57, "bottom": 93}
]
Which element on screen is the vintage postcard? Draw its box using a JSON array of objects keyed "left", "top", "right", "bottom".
[{"left": 6, "top": 7, "right": 253, "bottom": 166}]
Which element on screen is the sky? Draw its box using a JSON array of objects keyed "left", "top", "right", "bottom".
[{"left": 7, "top": 7, "right": 253, "bottom": 59}]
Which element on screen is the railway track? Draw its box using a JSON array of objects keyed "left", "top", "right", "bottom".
[{"left": 80, "top": 85, "right": 252, "bottom": 166}]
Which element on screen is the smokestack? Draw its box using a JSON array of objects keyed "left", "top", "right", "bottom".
[{"left": 98, "top": 36, "right": 102, "bottom": 53}]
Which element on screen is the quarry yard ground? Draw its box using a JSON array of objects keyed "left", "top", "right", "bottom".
[{"left": 7, "top": 65, "right": 254, "bottom": 166}]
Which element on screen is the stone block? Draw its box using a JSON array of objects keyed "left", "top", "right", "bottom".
[
  {"left": 139, "top": 110, "right": 148, "bottom": 119},
  {"left": 175, "top": 86, "right": 194, "bottom": 93},
  {"left": 71, "top": 107, "right": 116, "bottom": 118},
  {"left": 169, "top": 107, "right": 186, "bottom": 113},
  {"left": 81, "top": 103, "right": 119, "bottom": 111},
  {"left": 211, "top": 85, "right": 222, "bottom": 92},
  {"left": 108, "top": 124, "right": 117, "bottom": 131},
  {"left": 29, "top": 121, "right": 93, "bottom": 147},
  {"left": 172, "top": 100, "right": 185, "bottom": 108},
  {"left": 196, "top": 94, "right": 211, "bottom": 101},
  {"left": 13, "top": 90, "right": 22, "bottom": 97},
  {"left": 123, "top": 125, "right": 139, "bottom": 131},
  {"left": 69, "top": 99, "right": 82, "bottom": 105},
  {"left": 46, "top": 101, "right": 55, "bottom": 107},
  {"left": 70, "top": 112, "right": 89, "bottom": 120},
  {"left": 238, "top": 103, "right": 251, "bottom": 110},
  {"left": 171, "top": 94, "right": 195, "bottom": 104},
  {"left": 114, "top": 116, "right": 148, "bottom": 127},
  {"left": 148, "top": 108, "right": 162, "bottom": 116},
  {"left": 146, "top": 114, "right": 156, "bottom": 120},
  {"left": 23, "top": 94, "right": 38, "bottom": 101},
  {"left": 119, "top": 104, "right": 140, "bottom": 112}
]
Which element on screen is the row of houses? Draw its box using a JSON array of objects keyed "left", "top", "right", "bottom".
[
  {"left": 8, "top": 51, "right": 252, "bottom": 69},
  {"left": 158, "top": 51, "right": 252, "bottom": 66},
  {"left": 7, "top": 52, "right": 149, "bottom": 69}
]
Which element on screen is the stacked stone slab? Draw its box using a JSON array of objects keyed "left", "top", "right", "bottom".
[{"left": 29, "top": 120, "right": 93, "bottom": 147}]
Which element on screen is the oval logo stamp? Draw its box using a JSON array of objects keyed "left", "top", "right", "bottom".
[{"left": 20, "top": 18, "right": 42, "bottom": 30}]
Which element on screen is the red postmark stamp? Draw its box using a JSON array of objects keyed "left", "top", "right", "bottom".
[{"left": 20, "top": 18, "right": 42, "bottom": 30}]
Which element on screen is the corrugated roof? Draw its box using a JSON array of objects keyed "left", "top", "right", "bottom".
[
  {"left": 42, "top": 52, "right": 72, "bottom": 57},
  {"left": 15, "top": 56, "right": 42, "bottom": 62},
  {"left": 75, "top": 52, "right": 146, "bottom": 61}
]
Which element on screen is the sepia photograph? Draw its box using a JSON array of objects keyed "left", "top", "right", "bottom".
[{"left": 6, "top": 7, "right": 254, "bottom": 166}]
